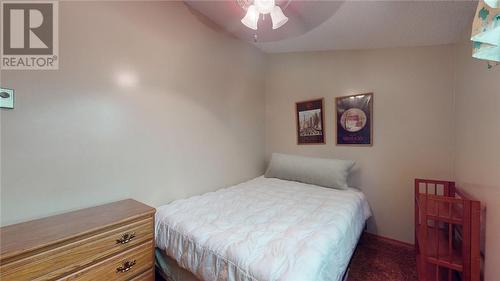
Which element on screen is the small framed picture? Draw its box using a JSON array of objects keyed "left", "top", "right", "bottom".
[
  {"left": 336, "top": 93, "right": 373, "bottom": 146},
  {"left": 296, "top": 98, "right": 325, "bottom": 145}
]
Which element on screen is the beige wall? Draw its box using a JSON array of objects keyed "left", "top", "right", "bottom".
[
  {"left": 0, "top": 2, "right": 266, "bottom": 226},
  {"left": 1, "top": 3, "right": 497, "bottom": 277},
  {"left": 265, "top": 46, "right": 456, "bottom": 243},
  {"left": 453, "top": 42, "right": 500, "bottom": 280}
]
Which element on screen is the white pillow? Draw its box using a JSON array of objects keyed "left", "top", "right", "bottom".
[{"left": 264, "top": 153, "right": 355, "bottom": 190}]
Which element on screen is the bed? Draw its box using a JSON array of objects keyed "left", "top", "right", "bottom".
[{"left": 155, "top": 176, "right": 371, "bottom": 281}]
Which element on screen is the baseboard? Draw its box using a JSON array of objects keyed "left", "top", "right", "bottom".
[{"left": 363, "top": 232, "right": 414, "bottom": 249}]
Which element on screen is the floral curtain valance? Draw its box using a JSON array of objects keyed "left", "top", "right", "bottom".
[{"left": 471, "top": 0, "right": 500, "bottom": 64}]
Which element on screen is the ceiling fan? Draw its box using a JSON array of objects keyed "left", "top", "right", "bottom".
[{"left": 238, "top": 0, "right": 290, "bottom": 30}]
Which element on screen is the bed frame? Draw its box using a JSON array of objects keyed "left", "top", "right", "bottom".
[
  {"left": 339, "top": 223, "right": 366, "bottom": 281},
  {"left": 414, "top": 179, "right": 481, "bottom": 281}
]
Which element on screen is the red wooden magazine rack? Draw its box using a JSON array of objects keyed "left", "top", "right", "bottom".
[{"left": 415, "top": 179, "right": 481, "bottom": 281}]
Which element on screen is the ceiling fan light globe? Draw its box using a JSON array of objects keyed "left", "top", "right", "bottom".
[
  {"left": 271, "top": 6, "right": 288, "bottom": 29},
  {"left": 241, "top": 5, "right": 259, "bottom": 30},
  {"left": 254, "top": 0, "right": 275, "bottom": 14}
]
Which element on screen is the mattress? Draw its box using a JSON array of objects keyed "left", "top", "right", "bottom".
[{"left": 155, "top": 176, "right": 371, "bottom": 281}]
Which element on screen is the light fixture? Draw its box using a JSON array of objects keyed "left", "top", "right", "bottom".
[
  {"left": 270, "top": 5, "right": 288, "bottom": 29},
  {"left": 470, "top": 0, "right": 500, "bottom": 68},
  {"left": 241, "top": 5, "right": 259, "bottom": 30},
  {"left": 255, "top": 0, "right": 275, "bottom": 14},
  {"left": 241, "top": 0, "right": 288, "bottom": 30},
  {"left": 484, "top": 0, "right": 498, "bottom": 8}
]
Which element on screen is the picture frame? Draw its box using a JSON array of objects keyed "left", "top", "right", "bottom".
[
  {"left": 336, "top": 93, "right": 373, "bottom": 146},
  {"left": 296, "top": 98, "right": 325, "bottom": 145}
]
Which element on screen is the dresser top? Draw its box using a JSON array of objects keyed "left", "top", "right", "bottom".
[{"left": 0, "top": 199, "right": 155, "bottom": 261}]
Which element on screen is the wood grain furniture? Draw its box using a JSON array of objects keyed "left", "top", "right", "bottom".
[
  {"left": 415, "top": 179, "right": 481, "bottom": 281},
  {"left": 0, "top": 199, "right": 155, "bottom": 281}
]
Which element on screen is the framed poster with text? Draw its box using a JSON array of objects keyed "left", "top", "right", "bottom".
[
  {"left": 296, "top": 98, "right": 325, "bottom": 145},
  {"left": 336, "top": 93, "right": 373, "bottom": 146}
]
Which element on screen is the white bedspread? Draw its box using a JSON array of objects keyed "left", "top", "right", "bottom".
[{"left": 155, "top": 176, "right": 371, "bottom": 281}]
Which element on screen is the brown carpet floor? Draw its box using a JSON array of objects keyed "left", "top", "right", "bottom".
[{"left": 349, "top": 233, "right": 418, "bottom": 281}]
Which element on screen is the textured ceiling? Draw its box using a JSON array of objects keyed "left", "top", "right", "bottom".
[{"left": 185, "top": 0, "right": 478, "bottom": 53}]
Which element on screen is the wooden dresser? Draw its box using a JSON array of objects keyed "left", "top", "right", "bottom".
[{"left": 0, "top": 199, "right": 156, "bottom": 281}]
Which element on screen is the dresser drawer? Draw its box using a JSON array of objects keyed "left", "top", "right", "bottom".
[
  {"left": 1, "top": 217, "right": 153, "bottom": 281},
  {"left": 59, "top": 240, "right": 154, "bottom": 281},
  {"left": 130, "top": 269, "right": 154, "bottom": 281}
]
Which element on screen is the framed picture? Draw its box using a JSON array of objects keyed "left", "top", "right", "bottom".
[
  {"left": 296, "top": 98, "right": 325, "bottom": 145},
  {"left": 336, "top": 93, "right": 373, "bottom": 146}
]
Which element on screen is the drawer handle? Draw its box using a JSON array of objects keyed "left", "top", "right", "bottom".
[
  {"left": 116, "top": 232, "right": 136, "bottom": 244},
  {"left": 116, "top": 260, "right": 136, "bottom": 273}
]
